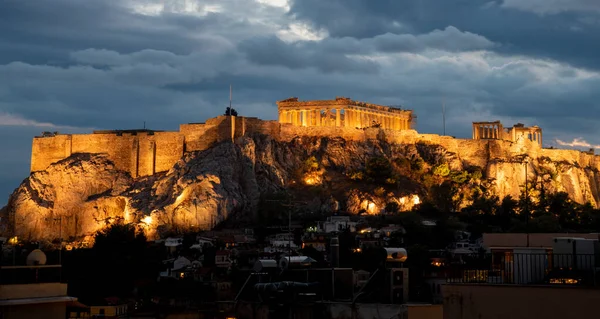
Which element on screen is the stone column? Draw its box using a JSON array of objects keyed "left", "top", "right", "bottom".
[
  {"left": 336, "top": 109, "right": 341, "bottom": 127},
  {"left": 345, "top": 109, "right": 350, "bottom": 127},
  {"left": 301, "top": 110, "right": 306, "bottom": 127}
]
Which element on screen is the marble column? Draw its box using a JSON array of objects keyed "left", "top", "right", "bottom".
[
  {"left": 358, "top": 111, "right": 363, "bottom": 128},
  {"left": 336, "top": 109, "right": 341, "bottom": 127}
]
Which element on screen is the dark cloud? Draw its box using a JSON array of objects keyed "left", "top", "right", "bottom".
[
  {"left": 239, "top": 36, "right": 379, "bottom": 73},
  {"left": 288, "top": 0, "right": 600, "bottom": 70}
]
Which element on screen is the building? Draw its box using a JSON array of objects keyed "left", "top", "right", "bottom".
[
  {"left": 89, "top": 297, "right": 128, "bottom": 319},
  {"left": 482, "top": 232, "right": 600, "bottom": 253},
  {"left": 472, "top": 121, "right": 542, "bottom": 146},
  {"left": 302, "top": 233, "right": 328, "bottom": 252},
  {"left": 215, "top": 250, "right": 232, "bottom": 268},
  {"left": 443, "top": 233, "right": 600, "bottom": 319},
  {"left": 277, "top": 96, "right": 414, "bottom": 130},
  {"left": 0, "top": 250, "right": 76, "bottom": 319},
  {"left": 318, "top": 216, "right": 358, "bottom": 233}
]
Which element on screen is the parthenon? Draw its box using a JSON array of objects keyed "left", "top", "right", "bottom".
[
  {"left": 473, "top": 121, "right": 543, "bottom": 146},
  {"left": 276, "top": 97, "right": 414, "bottom": 130}
]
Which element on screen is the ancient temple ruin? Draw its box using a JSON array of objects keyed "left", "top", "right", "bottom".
[
  {"left": 472, "top": 121, "right": 542, "bottom": 146},
  {"left": 276, "top": 97, "right": 414, "bottom": 130}
]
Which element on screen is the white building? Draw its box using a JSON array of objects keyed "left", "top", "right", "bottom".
[{"left": 318, "top": 216, "right": 357, "bottom": 233}]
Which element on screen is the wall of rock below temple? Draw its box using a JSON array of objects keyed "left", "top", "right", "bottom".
[{"left": 28, "top": 116, "right": 600, "bottom": 208}]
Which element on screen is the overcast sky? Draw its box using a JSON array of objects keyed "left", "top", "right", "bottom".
[{"left": 1, "top": 0, "right": 600, "bottom": 204}]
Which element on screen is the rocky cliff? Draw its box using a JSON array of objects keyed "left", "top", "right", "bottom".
[{"left": 2, "top": 130, "right": 600, "bottom": 241}]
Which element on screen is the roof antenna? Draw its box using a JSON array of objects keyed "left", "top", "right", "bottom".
[
  {"left": 229, "top": 84, "right": 232, "bottom": 110},
  {"left": 442, "top": 98, "right": 446, "bottom": 136},
  {"left": 143, "top": 121, "right": 146, "bottom": 129}
]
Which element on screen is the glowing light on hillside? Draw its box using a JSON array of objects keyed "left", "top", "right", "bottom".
[
  {"left": 176, "top": 192, "right": 186, "bottom": 204},
  {"left": 303, "top": 173, "right": 322, "bottom": 185},
  {"left": 413, "top": 195, "right": 420, "bottom": 205},
  {"left": 142, "top": 215, "right": 153, "bottom": 225},
  {"left": 304, "top": 177, "right": 317, "bottom": 185},
  {"left": 8, "top": 236, "right": 18, "bottom": 245},
  {"left": 368, "top": 202, "right": 376, "bottom": 213}
]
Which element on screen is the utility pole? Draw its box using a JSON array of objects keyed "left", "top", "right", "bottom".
[{"left": 265, "top": 198, "right": 307, "bottom": 257}]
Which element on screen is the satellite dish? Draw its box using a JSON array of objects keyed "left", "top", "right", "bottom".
[
  {"left": 26, "top": 249, "right": 47, "bottom": 266},
  {"left": 385, "top": 248, "right": 408, "bottom": 262}
]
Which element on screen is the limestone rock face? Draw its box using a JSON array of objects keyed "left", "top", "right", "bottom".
[{"left": 2, "top": 132, "right": 600, "bottom": 241}]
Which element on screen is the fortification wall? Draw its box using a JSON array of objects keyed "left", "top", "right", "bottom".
[
  {"left": 32, "top": 131, "right": 185, "bottom": 177},
  {"left": 71, "top": 134, "right": 137, "bottom": 176},
  {"left": 242, "top": 117, "right": 280, "bottom": 137},
  {"left": 31, "top": 135, "right": 72, "bottom": 172},
  {"left": 181, "top": 116, "right": 235, "bottom": 152},
  {"left": 153, "top": 132, "right": 185, "bottom": 173},
  {"left": 30, "top": 115, "right": 600, "bottom": 202}
]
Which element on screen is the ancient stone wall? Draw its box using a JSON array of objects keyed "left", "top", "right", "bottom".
[
  {"left": 30, "top": 116, "right": 600, "bottom": 206},
  {"left": 31, "top": 116, "right": 274, "bottom": 176},
  {"left": 32, "top": 131, "right": 185, "bottom": 178},
  {"left": 30, "top": 134, "right": 72, "bottom": 172}
]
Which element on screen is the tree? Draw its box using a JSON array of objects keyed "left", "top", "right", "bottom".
[
  {"left": 366, "top": 156, "right": 392, "bottom": 182},
  {"left": 385, "top": 202, "right": 400, "bottom": 214},
  {"left": 86, "top": 222, "right": 153, "bottom": 300},
  {"left": 432, "top": 163, "right": 450, "bottom": 177},
  {"left": 303, "top": 156, "right": 319, "bottom": 172},
  {"left": 225, "top": 107, "right": 238, "bottom": 116}
]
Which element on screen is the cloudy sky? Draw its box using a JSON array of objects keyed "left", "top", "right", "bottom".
[{"left": 1, "top": 0, "right": 600, "bottom": 204}]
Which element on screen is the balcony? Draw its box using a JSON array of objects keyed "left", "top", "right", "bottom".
[
  {"left": 0, "top": 265, "right": 68, "bottom": 302},
  {"left": 444, "top": 252, "right": 600, "bottom": 287}
]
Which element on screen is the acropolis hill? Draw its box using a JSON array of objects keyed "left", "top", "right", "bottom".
[{"left": 4, "top": 97, "right": 600, "bottom": 241}]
